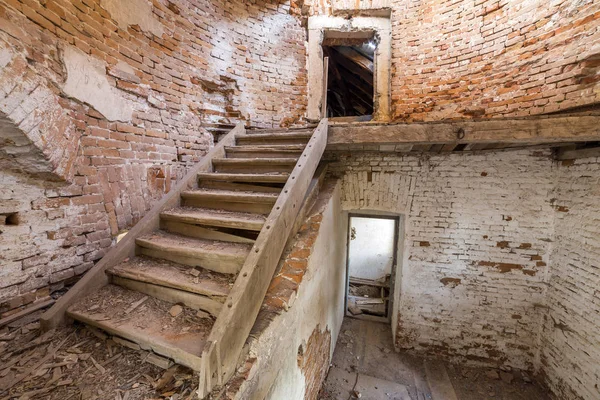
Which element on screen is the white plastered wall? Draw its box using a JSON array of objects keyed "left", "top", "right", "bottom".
[{"left": 307, "top": 15, "right": 391, "bottom": 121}]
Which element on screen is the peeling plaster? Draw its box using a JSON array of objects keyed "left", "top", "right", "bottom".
[
  {"left": 100, "top": 0, "right": 164, "bottom": 37},
  {"left": 62, "top": 46, "right": 134, "bottom": 122}
]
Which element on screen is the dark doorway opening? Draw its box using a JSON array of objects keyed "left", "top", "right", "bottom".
[{"left": 323, "top": 36, "right": 376, "bottom": 120}]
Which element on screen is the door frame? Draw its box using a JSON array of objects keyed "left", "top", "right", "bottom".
[{"left": 344, "top": 212, "right": 400, "bottom": 323}]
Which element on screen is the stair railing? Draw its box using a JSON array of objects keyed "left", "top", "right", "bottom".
[{"left": 198, "top": 119, "right": 328, "bottom": 397}]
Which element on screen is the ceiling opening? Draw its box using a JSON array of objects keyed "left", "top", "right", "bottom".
[{"left": 323, "top": 35, "right": 376, "bottom": 120}]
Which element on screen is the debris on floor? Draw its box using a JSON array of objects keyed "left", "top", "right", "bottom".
[{"left": 0, "top": 311, "right": 197, "bottom": 400}]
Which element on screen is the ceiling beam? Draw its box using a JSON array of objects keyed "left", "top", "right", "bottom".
[{"left": 327, "top": 116, "right": 600, "bottom": 147}]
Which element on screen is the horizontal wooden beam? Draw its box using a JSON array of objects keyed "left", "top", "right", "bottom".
[
  {"left": 327, "top": 116, "right": 600, "bottom": 147},
  {"left": 557, "top": 146, "right": 600, "bottom": 160}
]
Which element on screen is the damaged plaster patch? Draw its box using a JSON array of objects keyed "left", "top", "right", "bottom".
[
  {"left": 0, "top": 47, "right": 12, "bottom": 69},
  {"left": 100, "top": 0, "right": 164, "bottom": 37},
  {"left": 62, "top": 46, "right": 133, "bottom": 122}
]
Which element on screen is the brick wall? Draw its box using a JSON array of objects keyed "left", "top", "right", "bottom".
[
  {"left": 304, "top": 0, "right": 600, "bottom": 121},
  {"left": 540, "top": 157, "right": 600, "bottom": 400},
  {"left": 328, "top": 149, "right": 600, "bottom": 398},
  {"left": 328, "top": 150, "right": 556, "bottom": 371},
  {"left": 0, "top": 0, "right": 307, "bottom": 318}
]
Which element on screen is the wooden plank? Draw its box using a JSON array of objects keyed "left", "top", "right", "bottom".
[
  {"left": 322, "top": 56, "right": 329, "bottom": 118},
  {"left": 0, "top": 299, "right": 54, "bottom": 328},
  {"left": 160, "top": 220, "right": 256, "bottom": 244},
  {"left": 197, "top": 119, "right": 328, "bottom": 396},
  {"left": 40, "top": 124, "right": 244, "bottom": 331},
  {"left": 112, "top": 277, "right": 223, "bottom": 317},
  {"left": 327, "top": 116, "right": 600, "bottom": 146},
  {"left": 424, "top": 360, "right": 459, "bottom": 400},
  {"left": 557, "top": 146, "right": 600, "bottom": 160},
  {"left": 160, "top": 208, "right": 265, "bottom": 231}
]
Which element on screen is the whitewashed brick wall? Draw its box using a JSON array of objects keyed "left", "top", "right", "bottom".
[
  {"left": 539, "top": 157, "right": 600, "bottom": 400},
  {"left": 328, "top": 149, "right": 600, "bottom": 399}
]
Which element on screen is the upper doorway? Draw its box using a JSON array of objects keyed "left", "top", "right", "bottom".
[
  {"left": 346, "top": 214, "right": 398, "bottom": 322},
  {"left": 322, "top": 35, "right": 376, "bottom": 121}
]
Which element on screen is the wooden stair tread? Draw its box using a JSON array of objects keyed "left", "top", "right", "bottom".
[
  {"left": 136, "top": 231, "right": 251, "bottom": 274},
  {"left": 225, "top": 145, "right": 305, "bottom": 152},
  {"left": 237, "top": 132, "right": 312, "bottom": 140},
  {"left": 212, "top": 157, "right": 298, "bottom": 165},
  {"left": 108, "top": 256, "right": 233, "bottom": 299},
  {"left": 197, "top": 173, "right": 289, "bottom": 183},
  {"left": 136, "top": 231, "right": 251, "bottom": 259},
  {"left": 181, "top": 188, "right": 279, "bottom": 202},
  {"left": 67, "top": 284, "right": 211, "bottom": 369},
  {"left": 161, "top": 207, "right": 265, "bottom": 231}
]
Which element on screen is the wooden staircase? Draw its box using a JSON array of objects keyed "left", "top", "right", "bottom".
[{"left": 41, "top": 120, "right": 328, "bottom": 397}]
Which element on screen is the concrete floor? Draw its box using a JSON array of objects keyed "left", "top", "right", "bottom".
[{"left": 319, "top": 317, "right": 550, "bottom": 400}]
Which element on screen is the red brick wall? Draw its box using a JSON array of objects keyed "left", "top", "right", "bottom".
[
  {"left": 0, "top": 0, "right": 307, "bottom": 317},
  {"left": 304, "top": 0, "right": 600, "bottom": 121}
]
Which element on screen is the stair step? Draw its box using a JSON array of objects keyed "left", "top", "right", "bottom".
[
  {"left": 181, "top": 189, "right": 278, "bottom": 214},
  {"left": 108, "top": 256, "right": 231, "bottom": 317},
  {"left": 67, "top": 284, "right": 211, "bottom": 370},
  {"left": 212, "top": 158, "right": 298, "bottom": 174},
  {"left": 236, "top": 132, "right": 312, "bottom": 146},
  {"left": 225, "top": 145, "right": 304, "bottom": 158},
  {"left": 198, "top": 172, "right": 289, "bottom": 183},
  {"left": 161, "top": 207, "right": 265, "bottom": 231},
  {"left": 136, "top": 231, "right": 251, "bottom": 274},
  {"left": 245, "top": 127, "right": 315, "bottom": 134},
  {"left": 109, "top": 256, "right": 232, "bottom": 299},
  {"left": 199, "top": 181, "right": 283, "bottom": 194}
]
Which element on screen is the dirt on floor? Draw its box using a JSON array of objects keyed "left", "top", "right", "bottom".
[
  {"left": 319, "top": 317, "right": 550, "bottom": 400},
  {"left": 0, "top": 310, "right": 196, "bottom": 400}
]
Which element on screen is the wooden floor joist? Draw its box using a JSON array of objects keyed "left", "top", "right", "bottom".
[{"left": 327, "top": 115, "right": 600, "bottom": 148}]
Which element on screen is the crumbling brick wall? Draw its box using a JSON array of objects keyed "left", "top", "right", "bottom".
[
  {"left": 327, "top": 149, "right": 600, "bottom": 398},
  {"left": 303, "top": 0, "right": 600, "bottom": 121},
  {"left": 328, "top": 149, "right": 556, "bottom": 371},
  {"left": 0, "top": 0, "right": 307, "bottom": 318},
  {"left": 539, "top": 156, "right": 600, "bottom": 400}
]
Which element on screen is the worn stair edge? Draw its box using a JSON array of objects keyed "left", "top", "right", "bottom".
[
  {"left": 40, "top": 123, "right": 244, "bottom": 331},
  {"left": 212, "top": 157, "right": 299, "bottom": 165},
  {"left": 198, "top": 181, "right": 283, "bottom": 194},
  {"left": 181, "top": 189, "right": 279, "bottom": 203},
  {"left": 112, "top": 277, "right": 223, "bottom": 317},
  {"left": 136, "top": 232, "right": 251, "bottom": 274},
  {"left": 108, "top": 257, "right": 231, "bottom": 299},
  {"left": 68, "top": 309, "right": 204, "bottom": 371},
  {"left": 161, "top": 220, "right": 256, "bottom": 244},
  {"left": 161, "top": 207, "right": 265, "bottom": 231},
  {"left": 197, "top": 173, "right": 289, "bottom": 183}
]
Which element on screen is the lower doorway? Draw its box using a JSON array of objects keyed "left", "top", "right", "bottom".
[{"left": 346, "top": 214, "right": 398, "bottom": 322}]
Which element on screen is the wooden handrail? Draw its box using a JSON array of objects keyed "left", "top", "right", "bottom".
[
  {"left": 40, "top": 124, "right": 245, "bottom": 330},
  {"left": 198, "top": 119, "right": 329, "bottom": 397}
]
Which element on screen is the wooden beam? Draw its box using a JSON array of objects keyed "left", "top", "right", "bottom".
[
  {"left": 327, "top": 116, "right": 600, "bottom": 147},
  {"left": 334, "top": 46, "right": 373, "bottom": 72},
  {"left": 330, "top": 49, "right": 373, "bottom": 84},
  {"left": 557, "top": 146, "right": 600, "bottom": 160}
]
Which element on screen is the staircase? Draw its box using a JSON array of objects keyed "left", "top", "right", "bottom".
[{"left": 41, "top": 120, "right": 328, "bottom": 397}]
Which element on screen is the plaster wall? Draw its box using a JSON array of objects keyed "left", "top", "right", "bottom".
[
  {"left": 348, "top": 216, "right": 395, "bottom": 281},
  {"left": 221, "top": 182, "right": 347, "bottom": 400}
]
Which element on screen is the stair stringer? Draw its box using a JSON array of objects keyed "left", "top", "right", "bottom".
[
  {"left": 40, "top": 123, "right": 245, "bottom": 331},
  {"left": 197, "top": 119, "right": 329, "bottom": 397}
]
